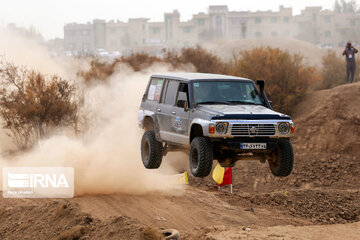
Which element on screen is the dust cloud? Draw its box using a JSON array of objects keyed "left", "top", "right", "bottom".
[
  {"left": 0, "top": 64, "right": 186, "bottom": 195},
  {"left": 0, "top": 28, "right": 84, "bottom": 79},
  {"left": 0, "top": 31, "right": 187, "bottom": 195}
]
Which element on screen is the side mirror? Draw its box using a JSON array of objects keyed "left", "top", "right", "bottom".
[
  {"left": 268, "top": 100, "right": 273, "bottom": 108},
  {"left": 176, "top": 100, "right": 188, "bottom": 110},
  {"left": 256, "top": 80, "right": 265, "bottom": 91},
  {"left": 256, "top": 80, "right": 272, "bottom": 110}
]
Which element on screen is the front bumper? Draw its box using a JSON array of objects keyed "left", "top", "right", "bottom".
[{"left": 212, "top": 137, "right": 280, "bottom": 152}]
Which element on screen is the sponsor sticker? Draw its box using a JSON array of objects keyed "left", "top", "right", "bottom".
[
  {"left": 147, "top": 85, "right": 156, "bottom": 100},
  {"left": 3, "top": 167, "right": 74, "bottom": 198},
  {"left": 157, "top": 79, "right": 164, "bottom": 86}
]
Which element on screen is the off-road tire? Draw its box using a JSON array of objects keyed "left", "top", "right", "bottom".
[
  {"left": 141, "top": 130, "right": 163, "bottom": 169},
  {"left": 162, "top": 229, "right": 180, "bottom": 240},
  {"left": 189, "top": 137, "right": 213, "bottom": 177},
  {"left": 269, "top": 140, "right": 294, "bottom": 177}
]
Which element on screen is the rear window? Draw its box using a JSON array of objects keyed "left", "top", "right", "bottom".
[{"left": 147, "top": 78, "right": 164, "bottom": 102}]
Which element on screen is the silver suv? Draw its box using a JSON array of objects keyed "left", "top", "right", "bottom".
[{"left": 138, "top": 73, "right": 294, "bottom": 177}]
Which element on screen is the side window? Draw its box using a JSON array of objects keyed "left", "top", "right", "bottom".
[
  {"left": 176, "top": 82, "right": 189, "bottom": 107},
  {"left": 160, "top": 80, "right": 169, "bottom": 103},
  {"left": 164, "top": 80, "right": 179, "bottom": 105},
  {"left": 147, "top": 78, "right": 164, "bottom": 102}
]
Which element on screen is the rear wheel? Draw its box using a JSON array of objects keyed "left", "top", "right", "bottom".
[
  {"left": 189, "top": 137, "right": 213, "bottom": 177},
  {"left": 269, "top": 140, "right": 294, "bottom": 177},
  {"left": 141, "top": 130, "right": 163, "bottom": 169}
]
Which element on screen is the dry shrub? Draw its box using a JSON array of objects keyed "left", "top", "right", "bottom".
[
  {"left": 163, "top": 45, "right": 229, "bottom": 73},
  {"left": 0, "top": 60, "right": 78, "bottom": 149},
  {"left": 178, "top": 45, "right": 229, "bottom": 73},
  {"left": 78, "top": 46, "right": 229, "bottom": 83},
  {"left": 321, "top": 50, "right": 345, "bottom": 89},
  {"left": 77, "top": 59, "right": 116, "bottom": 83},
  {"left": 77, "top": 54, "right": 163, "bottom": 83},
  {"left": 162, "top": 49, "right": 183, "bottom": 69},
  {"left": 119, "top": 53, "right": 162, "bottom": 71},
  {"left": 231, "top": 47, "right": 319, "bottom": 114},
  {"left": 320, "top": 50, "right": 359, "bottom": 89}
]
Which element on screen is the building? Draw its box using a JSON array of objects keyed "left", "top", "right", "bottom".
[{"left": 63, "top": 5, "right": 360, "bottom": 55}]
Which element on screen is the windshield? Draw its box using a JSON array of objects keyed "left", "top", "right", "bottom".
[{"left": 193, "top": 81, "right": 263, "bottom": 105}]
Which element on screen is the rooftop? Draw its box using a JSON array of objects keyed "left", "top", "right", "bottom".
[{"left": 151, "top": 72, "right": 252, "bottom": 82}]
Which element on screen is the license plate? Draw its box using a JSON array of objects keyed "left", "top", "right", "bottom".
[{"left": 240, "top": 143, "right": 266, "bottom": 149}]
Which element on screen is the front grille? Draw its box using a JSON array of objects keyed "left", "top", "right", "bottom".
[{"left": 231, "top": 124, "right": 276, "bottom": 136}]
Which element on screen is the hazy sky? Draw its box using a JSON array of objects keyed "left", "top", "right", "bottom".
[{"left": 0, "top": 0, "right": 357, "bottom": 40}]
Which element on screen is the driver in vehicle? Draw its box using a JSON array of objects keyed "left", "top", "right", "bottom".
[{"left": 193, "top": 82, "right": 214, "bottom": 103}]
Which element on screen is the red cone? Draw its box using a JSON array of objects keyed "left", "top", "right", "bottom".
[{"left": 218, "top": 167, "right": 232, "bottom": 186}]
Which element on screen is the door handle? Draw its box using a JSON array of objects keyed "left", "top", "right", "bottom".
[
  {"left": 157, "top": 109, "right": 161, "bottom": 112},
  {"left": 172, "top": 112, "right": 176, "bottom": 115}
]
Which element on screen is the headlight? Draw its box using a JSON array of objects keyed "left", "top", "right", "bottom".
[
  {"left": 278, "top": 122, "right": 290, "bottom": 134},
  {"left": 215, "top": 122, "right": 228, "bottom": 134}
]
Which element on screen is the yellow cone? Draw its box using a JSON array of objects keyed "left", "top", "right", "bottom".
[
  {"left": 212, "top": 163, "right": 225, "bottom": 184},
  {"left": 176, "top": 171, "right": 189, "bottom": 184}
]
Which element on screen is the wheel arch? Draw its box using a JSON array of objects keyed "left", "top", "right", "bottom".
[
  {"left": 143, "top": 116, "right": 155, "bottom": 130},
  {"left": 143, "top": 113, "right": 162, "bottom": 141},
  {"left": 189, "top": 119, "right": 211, "bottom": 144}
]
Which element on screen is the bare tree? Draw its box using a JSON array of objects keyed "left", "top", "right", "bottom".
[{"left": 0, "top": 60, "right": 79, "bottom": 149}]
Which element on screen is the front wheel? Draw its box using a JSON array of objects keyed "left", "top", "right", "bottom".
[
  {"left": 269, "top": 140, "right": 294, "bottom": 177},
  {"left": 189, "top": 137, "right": 213, "bottom": 177},
  {"left": 141, "top": 130, "right": 163, "bottom": 169}
]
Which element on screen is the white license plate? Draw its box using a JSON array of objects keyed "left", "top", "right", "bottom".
[{"left": 240, "top": 143, "right": 266, "bottom": 149}]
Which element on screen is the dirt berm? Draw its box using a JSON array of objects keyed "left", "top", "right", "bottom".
[{"left": 1, "top": 82, "right": 360, "bottom": 239}]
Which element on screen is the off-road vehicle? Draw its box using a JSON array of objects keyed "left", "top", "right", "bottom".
[{"left": 138, "top": 73, "right": 294, "bottom": 177}]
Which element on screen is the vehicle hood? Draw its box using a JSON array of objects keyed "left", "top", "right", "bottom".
[{"left": 196, "top": 104, "right": 291, "bottom": 120}]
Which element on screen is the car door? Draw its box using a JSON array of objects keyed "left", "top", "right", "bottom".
[
  {"left": 156, "top": 79, "right": 179, "bottom": 143},
  {"left": 170, "top": 82, "right": 190, "bottom": 145}
]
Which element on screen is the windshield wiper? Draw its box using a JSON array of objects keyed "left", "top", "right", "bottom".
[
  {"left": 226, "top": 100, "right": 261, "bottom": 105},
  {"left": 196, "top": 101, "right": 230, "bottom": 105}
]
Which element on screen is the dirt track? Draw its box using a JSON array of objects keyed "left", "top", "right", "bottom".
[
  {"left": 1, "top": 187, "right": 359, "bottom": 239},
  {"left": 0, "top": 82, "right": 360, "bottom": 239}
]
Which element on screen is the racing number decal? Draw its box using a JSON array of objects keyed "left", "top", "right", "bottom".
[{"left": 172, "top": 116, "right": 183, "bottom": 133}]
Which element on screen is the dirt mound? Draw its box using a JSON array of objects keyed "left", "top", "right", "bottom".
[
  {"left": 244, "top": 189, "right": 360, "bottom": 224},
  {"left": 286, "top": 81, "right": 360, "bottom": 189},
  {"left": 189, "top": 222, "right": 360, "bottom": 240},
  {"left": 204, "top": 38, "right": 326, "bottom": 67},
  {"left": 293, "top": 82, "right": 360, "bottom": 155},
  {"left": 0, "top": 199, "right": 161, "bottom": 240}
]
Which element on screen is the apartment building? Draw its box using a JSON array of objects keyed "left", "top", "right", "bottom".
[
  {"left": 64, "top": 22, "right": 95, "bottom": 52},
  {"left": 63, "top": 5, "right": 360, "bottom": 55}
]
